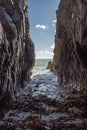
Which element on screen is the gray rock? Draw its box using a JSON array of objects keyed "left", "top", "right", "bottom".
[{"left": 0, "top": 0, "right": 35, "bottom": 112}]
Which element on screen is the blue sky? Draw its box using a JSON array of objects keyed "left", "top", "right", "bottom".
[{"left": 28, "top": 0, "right": 60, "bottom": 59}]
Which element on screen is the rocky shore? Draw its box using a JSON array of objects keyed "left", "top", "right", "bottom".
[{"left": 0, "top": 71, "right": 87, "bottom": 130}]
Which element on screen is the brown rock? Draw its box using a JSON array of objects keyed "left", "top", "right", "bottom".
[{"left": 53, "top": 0, "right": 87, "bottom": 91}]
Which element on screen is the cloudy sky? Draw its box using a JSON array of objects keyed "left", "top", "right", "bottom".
[{"left": 28, "top": 0, "right": 60, "bottom": 59}]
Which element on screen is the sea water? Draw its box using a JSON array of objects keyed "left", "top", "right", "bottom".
[
  {"left": 30, "top": 59, "right": 61, "bottom": 99},
  {"left": 32, "top": 59, "right": 52, "bottom": 76}
]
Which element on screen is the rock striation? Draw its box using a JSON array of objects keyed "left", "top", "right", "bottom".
[
  {"left": 53, "top": 0, "right": 87, "bottom": 91},
  {"left": 0, "top": 0, "right": 35, "bottom": 109}
]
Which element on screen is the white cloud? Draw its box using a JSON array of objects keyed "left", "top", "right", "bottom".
[
  {"left": 36, "top": 43, "right": 55, "bottom": 59},
  {"left": 53, "top": 20, "right": 56, "bottom": 23},
  {"left": 54, "top": 29, "right": 56, "bottom": 32},
  {"left": 51, "top": 44, "right": 55, "bottom": 50},
  {"left": 36, "top": 50, "right": 53, "bottom": 59},
  {"left": 52, "top": 20, "right": 56, "bottom": 27},
  {"left": 35, "top": 24, "right": 48, "bottom": 30}
]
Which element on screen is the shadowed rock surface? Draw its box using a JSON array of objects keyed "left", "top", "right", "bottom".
[
  {"left": 53, "top": 0, "right": 87, "bottom": 91},
  {"left": 0, "top": 0, "right": 35, "bottom": 113}
]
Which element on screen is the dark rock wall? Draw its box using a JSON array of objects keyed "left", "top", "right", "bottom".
[
  {"left": 53, "top": 0, "right": 87, "bottom": 91},
  {"left": 0, "top": 0, "right": 35, "bottom": 105}
]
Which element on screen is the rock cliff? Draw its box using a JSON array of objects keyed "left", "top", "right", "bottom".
[
  {"left": 0, "top": 0, "right": 35, "bottom": 109},
  {"left": 53, "top": 0, "right": 87, "bottom": 91}
]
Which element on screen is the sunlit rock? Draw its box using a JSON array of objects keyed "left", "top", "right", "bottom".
[{"left": 53, "top": 0, "right": 87, "bottom": 91}]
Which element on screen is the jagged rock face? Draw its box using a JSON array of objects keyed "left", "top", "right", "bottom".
[
  {"left": 0, "top": 0, "right": 35, "bottom": 106},
  {"left": 53, "top": 0, "right": 87, "bottom": 91}
]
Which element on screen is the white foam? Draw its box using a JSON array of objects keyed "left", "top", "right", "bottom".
[{"left": 30, "top": 70, "right": 64, "bottom": 100}]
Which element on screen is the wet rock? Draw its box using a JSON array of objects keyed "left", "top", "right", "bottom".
[{"left": 0, "top": 77, "right": 87, "bottom": 130}]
